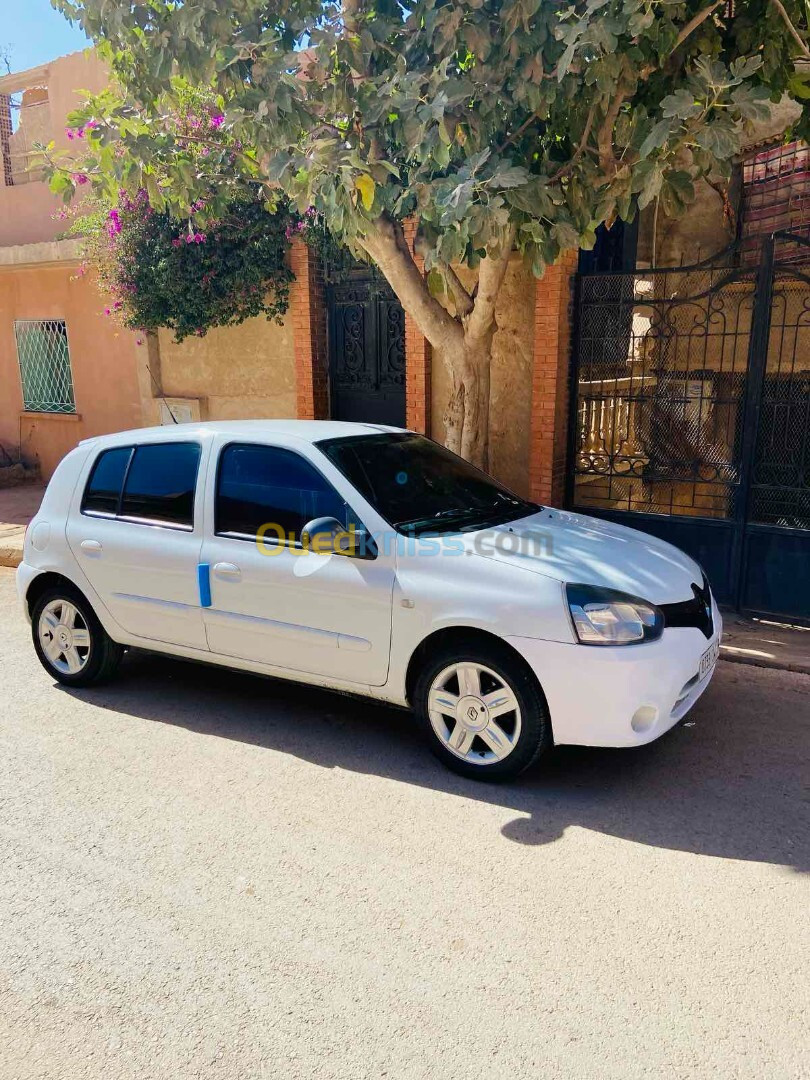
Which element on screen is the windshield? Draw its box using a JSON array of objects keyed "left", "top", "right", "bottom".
[{"left": 316, "top": 432, "right": 538, "bottom": 535}]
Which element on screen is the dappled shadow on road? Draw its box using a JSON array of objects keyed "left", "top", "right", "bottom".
[{"left": 60, "top": 652, "right": 810, "bottom": 873}]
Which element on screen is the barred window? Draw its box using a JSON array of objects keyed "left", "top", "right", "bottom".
[{"left": 15, "top": 320, "right": 76, "bottom": 414}]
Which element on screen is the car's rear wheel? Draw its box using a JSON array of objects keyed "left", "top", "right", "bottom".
[
  {"left": 32, "top": 586, "right": 123, "bottom": 687},
  {"left": 413, "top": 640, "right": 551, "bottom": 781}
]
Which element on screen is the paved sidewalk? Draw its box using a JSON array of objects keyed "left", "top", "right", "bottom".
[
  {"left": 720, "top": 610, "right": 810, "bottom": 675},
  {"left": 0, "top": 482, "right": 45, "bottom": 568}
]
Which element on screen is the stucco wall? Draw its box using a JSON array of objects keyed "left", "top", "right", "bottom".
[
  {"left": 0, "top": 51, "right": 110, "bottom": 247},
  {"left": 637, "top": 178, "right": 734, "bottom": 268},
  {"left": 155, "top": 313, "right": 297, "bottom": 423},
  {"left": 0, "top": 261, "right": 144, "bottom": 478},
  {"left": 430, "top": 258, "right": 536, "bottom": 496}
]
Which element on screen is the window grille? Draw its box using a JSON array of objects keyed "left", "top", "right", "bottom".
[{"left": 15, "top": 320, "right": 76, "bottom": 414}]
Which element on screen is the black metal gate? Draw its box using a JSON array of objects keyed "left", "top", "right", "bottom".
[
  {"left": 567, "top": 231, "right": 810, "bottom": 622},
  {"left": 326, "top": 269, "right": 406, "bottom": 426}
]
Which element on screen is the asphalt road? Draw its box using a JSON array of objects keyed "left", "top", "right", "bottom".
[{"left": 0, "top": 566, "right": 808, "bottom": 1080}]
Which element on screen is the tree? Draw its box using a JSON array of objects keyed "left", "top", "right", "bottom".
[{"left": 51, "top": 0, "right": 810, "bottom": 466}]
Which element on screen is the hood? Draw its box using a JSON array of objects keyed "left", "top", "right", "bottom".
[{"left": 462, "top": 508, "right": 705, "bottom": 605}]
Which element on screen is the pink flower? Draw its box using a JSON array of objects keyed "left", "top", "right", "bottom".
[
  {"left": 211, "top": 114, "right": 225, "bottom": 128},
  {"left": 66, "top": 128, "right": 75, "bottom": 141},
  {"left": 104, "top": 307, "right": 111, "bottom": 316},
  {"left": 136, "top": 338, "right": 144, "bottom": 346},
  {"left": 72, "top": 172, "right": 89, "bottom": 185}
]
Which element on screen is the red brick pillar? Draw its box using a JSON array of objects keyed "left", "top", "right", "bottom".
[
  {"left": 529, "top": 250, "right": 579, "bottom": 506},
  {"left": 290, "top": 237, "right": 329, "bottom": 419},
  {"left": 401, "top": 220, "right": 431, "bottom": 434},
  {"left": 0, "top": 95, "right": 13, "bottom": 188}
]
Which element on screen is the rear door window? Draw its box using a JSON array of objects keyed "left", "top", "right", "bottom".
[
  {"left": 82, "top": 446, "right": 133, "bottom": 516},
  {"left": 120, "top": 443, "right": 202, "bottom": 528}
]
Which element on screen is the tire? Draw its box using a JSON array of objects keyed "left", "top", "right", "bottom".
[
  {"left": 31, "top": 584, "right": 124, "bottom": 688},
  {"left": 413, "top": 638, "right": 551, "bottom": 782}
]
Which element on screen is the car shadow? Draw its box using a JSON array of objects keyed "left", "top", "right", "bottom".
[{"left": 58, "top": 650, "right": 809, "bottom": 873}]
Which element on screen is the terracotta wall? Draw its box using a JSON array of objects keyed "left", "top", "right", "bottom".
[
  {"left": 0, "top": 51, "right": 110, "bottom": 247},
  {"left": 154, "top": 314, "right": 297, "bottom": 424},
  {"left": 0, "top": 261, "right": 144, "bottom": 477},
  {"left": 430, "top": 258, "right": 536, "bottom": 497}
]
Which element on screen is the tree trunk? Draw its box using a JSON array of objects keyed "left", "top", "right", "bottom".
[
  {"left": 443, "top": 330, "right": 495, "bottom": 470},
  {"left": 359, "top": 215, "right": 512, "bottom": 469}
]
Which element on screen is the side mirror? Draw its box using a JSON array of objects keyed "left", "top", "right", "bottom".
[{"left": 301, "top": 517, "right": 366, "bottom": 557}]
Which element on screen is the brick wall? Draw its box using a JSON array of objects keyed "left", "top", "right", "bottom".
[
  {"left": 289, "top": 238, "right": 329, "bottom": 420},
  {"left": 401, "top": 220, "right": 431, "bottom": 434},
  {"left": 289, "top": 226, "right": 579, "bottom": 502},
  {"left": 528, "top": 250, "right": 579, "bottom": 506}
]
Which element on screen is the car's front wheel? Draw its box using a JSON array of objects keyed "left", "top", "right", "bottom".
[
  {"left": 413, "top": 640, "right": 551, "bottom": 781},
  {"left": 31, "top": 586, "right": 124, "bottom": 687}
]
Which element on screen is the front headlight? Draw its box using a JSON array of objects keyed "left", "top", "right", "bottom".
[{"left": 565, "top": 583, "right": 663, "bottom": 646}]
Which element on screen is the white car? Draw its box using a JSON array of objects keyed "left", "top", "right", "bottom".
[{"left": 18, "top": 421, "right": 721, "bottom": 781}]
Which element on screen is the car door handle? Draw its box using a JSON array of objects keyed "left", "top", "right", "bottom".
[
  {"left": 213, "top": 561, "right": 242, "bottom": 581},
  {"left": 79, "top": 539, "right": 103, "bottom": 556}
]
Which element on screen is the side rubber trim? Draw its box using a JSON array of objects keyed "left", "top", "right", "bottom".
[{"left": 197, "top": 563, "right": 212, "bottom": 608}]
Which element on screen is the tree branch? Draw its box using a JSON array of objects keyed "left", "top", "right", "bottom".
[
  {"left": 673, "top": 0, "right": 725, "bottom": 50},
  {"left": 359, "top": 215, "right": 463, "bottom": 349},
  {"left": 770, "top": 0, "right": 810, "bottom": 59},
  {"left": 549, "top": 103, "right": 597, "bottom": 182},
  {"left": 598, "top": 84, "right": 628, "bottom": 174},
  {"left": 496, "top": 111, "right": 541, "bottom": 156},
  {"left": 440, "top": 263, "right": 474, "bottom": 319},
  {"left": 465, "top": 225, "right": 516, "bottom": 342}
]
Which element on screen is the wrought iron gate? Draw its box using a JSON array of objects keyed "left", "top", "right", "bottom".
[
  {"left": 567, "top": 231, "right": 810, "bottom": 622},
  {"left": 326, "top": 269, "right": 406, "bottom": 426}
]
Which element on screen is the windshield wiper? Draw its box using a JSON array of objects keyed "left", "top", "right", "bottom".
[
  {"left": 396, "top": 502, "right": 535, "bottom": 534},
  {"left": 395, "top": 507, "right": 486, "bottom": 532}
]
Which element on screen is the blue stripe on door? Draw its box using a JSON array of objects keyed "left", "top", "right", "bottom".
[{"left": 197, "top": 563, "right": 212, "bottom": 608}]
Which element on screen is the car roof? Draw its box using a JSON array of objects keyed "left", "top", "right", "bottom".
[{"left": 79, "top": 419, "right": 409, "bottom": 449}]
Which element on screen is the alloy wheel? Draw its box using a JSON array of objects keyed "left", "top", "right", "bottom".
[
  {"left": 37, "top": 598, "right": 92, "bottom": 676},
  {"left": 427, "top": 661, "right": 522, "bottom": 765}
]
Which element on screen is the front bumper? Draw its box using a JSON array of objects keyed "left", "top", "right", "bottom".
[{"left": 507, "top": 605, "right": 722, "bottom": 748}]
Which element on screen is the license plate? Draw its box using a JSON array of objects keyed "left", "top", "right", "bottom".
[{"left": 699, "top": 639, "right": 720, "bottom": 679}]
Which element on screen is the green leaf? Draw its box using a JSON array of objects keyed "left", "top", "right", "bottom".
[
  {"left": 731, "top": 55, "right": 763, "bottom": 81},
  {"left": 660, "top": 89, "right": 702, "bottom": 120},
  {"left": 639, "top": 119, "right": 672, "bottom": 160}
]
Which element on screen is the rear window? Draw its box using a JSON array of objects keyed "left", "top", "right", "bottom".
[
  {"left": 82, "top": 442, "right": 201, "bottom": 529},
  {"left": 82, "top": 446, "right": 133, "bottom": 516}
]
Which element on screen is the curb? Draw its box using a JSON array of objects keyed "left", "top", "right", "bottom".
[
  {"left": 0, "top": 546, "right": 22, "bottom": 569},
  {"left": 719, "top": 649, "right": 810, "bottom": 677}
]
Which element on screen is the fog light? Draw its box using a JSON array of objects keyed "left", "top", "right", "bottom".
[{"left": 631, "top": 705, "right": 658, "bottom": 734}]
